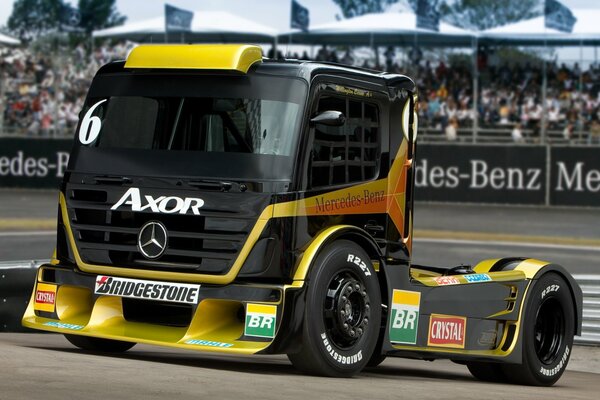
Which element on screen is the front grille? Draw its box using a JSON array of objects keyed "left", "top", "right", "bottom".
[{"left": 66, "top": 184, "right": 258, "bottom": 275}]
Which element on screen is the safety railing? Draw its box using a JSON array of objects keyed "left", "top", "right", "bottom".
[{"left": 574, "top": 274, "right": 600, "bottom": 345}]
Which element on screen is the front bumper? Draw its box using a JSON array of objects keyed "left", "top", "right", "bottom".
[{"left": 22, "top": 264, "right": 304, "bottom": 355}]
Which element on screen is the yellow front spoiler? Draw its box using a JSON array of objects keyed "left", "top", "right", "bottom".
[{"left": 23, "top": 277, "right": 286, "bottom": 355}]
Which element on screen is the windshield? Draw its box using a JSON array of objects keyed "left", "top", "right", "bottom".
[{"left": 72, "top": 72, "right": 307, "bottom": 182}]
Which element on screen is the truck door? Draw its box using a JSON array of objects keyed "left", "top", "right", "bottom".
[{"left": 295, "top": 78, "right": 390, "bottom": 249}]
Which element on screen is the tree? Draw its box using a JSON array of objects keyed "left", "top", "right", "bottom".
[
  {"left": 8, "top": 0, "right": 66, "bottom": 40},
  {"left": 77, "top": 0, "right": 126, "bottom": 35},
  {"left": 407, "top": 0, "right": 542, "bottom": 31},
  {"left": 333, "top": 0, "right": 401, "bottom": 18}
]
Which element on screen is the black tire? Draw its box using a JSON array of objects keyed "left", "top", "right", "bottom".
[
  {"left": 466, "top": 362, "right": 506, "bottom": 382},
  {"left": 65, "top": 334, "right": 136, "bottom": 353},
  {"left": 287, "top": 240, "right": 382, "bottom": 377},
  {"left": 502, "top": 273, "right": 575, "bottom": 386}
]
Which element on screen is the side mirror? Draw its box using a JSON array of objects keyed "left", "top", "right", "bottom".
[{"left": 310, "top": 110, "right": 346, "bottom": 127}]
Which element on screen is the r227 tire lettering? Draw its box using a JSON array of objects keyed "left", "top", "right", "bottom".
[{"left": 287, "top": 240, "right": 381, "bottom": 377}]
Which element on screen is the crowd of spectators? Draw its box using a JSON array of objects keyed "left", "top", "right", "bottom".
[
  {"left": 2, "top": 42, "right": 600, "bottom": 144},
  {"left": 286, "top": 45, "right": 600, "bottom": 143},
  {"left": 414, "top": 55, "right": 600, "bottom": 143},
  {"left": 0, "top": 42, "right": 135, "bottom": 137}
]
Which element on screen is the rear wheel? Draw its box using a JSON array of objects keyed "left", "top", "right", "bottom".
[
  {"left": 502, "top": 273, "right": 574, "bottom": 386},
  {"left": 65, "top": 335, "right": 136, "bottom": 353},
  {"left": 287, "top": 240, "right": 381, "bottom": 377}
]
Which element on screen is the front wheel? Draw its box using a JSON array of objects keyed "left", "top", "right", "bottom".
[
  {"left": 65, "top": 334, "right": 136, "bottom": 353},
  {"left": 502, "top": 273, "right": 575, "bottom": 386},
  {"left": 287, "top": 240, "right": 382, "bottom": 377}
]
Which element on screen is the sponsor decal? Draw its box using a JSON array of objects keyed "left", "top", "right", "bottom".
[
  {"left": 433, "top": 276, "right": 460, "bottom": 286},
  {"left": 389, "top": 290, "right": 421, "bottom": 345},
  {"left": 111, "top": 187, "right": 204, "bottom": 215},
  {"left": 346, "top": 254, "right": 372, "bottom": 277},
  {"left": 464, "top": 273, "right": 492, "bottom": 283},
  {"left": 478, "top": 330, "right": 497, "bottom": 346},
  {"left": 185, "top": 339, "right": 234, "bottom": 348},
  {"left": 94, "top": 275, "right": 200, "bottom": 304},
  {"left": 314, "top": 189, "right": 385, "bottom": 214},
  {"left": 540, "top": 345, "right": 570, "bottom": 376},
  {"left": 34, "top": 283, "right": 57, "bottom": 313},
  {"left": 427, "top": 314, "right": 466, "bottom": 349},
  {"left": 541, "top": 284, "right": 560, "bottom": 299},
  {"left": 321, "top": 332, "right": 363, "bottom": 365},
  {"left": 43, "top": 321, "right": 83, "bottom": 330},
  {"left": 334, "top": 85, "right": 373, "bottom": 98},
  {"left": 244, "top": 303, "right": 277, "bottom": 338}
]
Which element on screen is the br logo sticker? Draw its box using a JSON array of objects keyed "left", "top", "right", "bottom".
[
  {"left": 245, "top": 304, "right": 277, "bottom": 339},
  {"left": 389, "top": 289, "right": 421, "bottom": 345}
]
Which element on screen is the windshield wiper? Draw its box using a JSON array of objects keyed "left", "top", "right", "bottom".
[
  {"left": 167, "top": 98, "right": 185, "bottom": 150},
  {"left": 187, "top": 179, "right": 237, "bottom": 192}
]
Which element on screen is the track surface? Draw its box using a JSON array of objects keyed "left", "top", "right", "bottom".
[{"left": 1, "top": 333, "right": 598, "bottom": 400}]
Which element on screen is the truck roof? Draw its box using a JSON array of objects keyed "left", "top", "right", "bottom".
[{"left": 97, "top": 44, "right": 415, "bottom": 93}]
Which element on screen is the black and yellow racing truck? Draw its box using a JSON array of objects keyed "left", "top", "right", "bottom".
[{"left": 23, "top": 44, "right": 582, "bottom": 386}]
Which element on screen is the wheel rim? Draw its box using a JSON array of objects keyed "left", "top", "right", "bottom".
[
  {"left": 533, "top": 298, "right": 565, "bottom": 365},
  {"left": 323, "top": 271, "right": 371, "bottom": 349}
]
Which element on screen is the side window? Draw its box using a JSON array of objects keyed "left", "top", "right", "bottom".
[{"left": 310, "top": 94, "right": 379, "bottom": 188}]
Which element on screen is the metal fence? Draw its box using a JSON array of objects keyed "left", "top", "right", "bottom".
[{"left": 574, "top": 274, "right": 600, "bottom": 345}]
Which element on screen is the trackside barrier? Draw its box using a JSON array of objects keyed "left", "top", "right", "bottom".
[
  {"left": 0, "top": 262, "right": 599, "bottom": 345},
  {"left": 573, "top": 274, "right": 600, "bottom": 345},
  {"left": 0, "top": 260, "right": 45, "bottom": 331}
]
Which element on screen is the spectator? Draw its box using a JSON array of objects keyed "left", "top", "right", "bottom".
[
  {"left": 445, "top": 117, "right": 458, "bottom": 141},
  {"left": 512, "top": 123, "right": 524, "bottom": 143}
]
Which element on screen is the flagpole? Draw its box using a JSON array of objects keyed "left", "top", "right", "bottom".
[
  {"left": 541, "top": 29, "right": 548, "bottom": 144},
  {"left": 164, "top": 11, "right": 168, "bottom": 43},
  {"left": 579, "top": 38, "right": 584, "bottom": 142},
  {"left": 472, "top": 35, "right": 478, "bottom": 143}
]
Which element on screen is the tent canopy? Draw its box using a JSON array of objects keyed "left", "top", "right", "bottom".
[
  {"left": 278, "top": 12, "right": 475, "bottom": 47},
  {"left": 481, "top": 9, "right": 600, "bottom": 46},
  {"left": 0, "top": 32, "right": 20, "bottom": 46},
  {"left": 93, "top": 11, "right": 277, "bottom": 43}
]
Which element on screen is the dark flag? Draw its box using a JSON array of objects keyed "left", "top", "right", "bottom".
[
  {"left": 165, "top": 4, "right": 194, "bottom": 33},
  {"left": 545, "top": 0, "right": 576, "bottom": 33},
  {"left": 291, "top": 0, "right": 310, "bottom": 32},
  {"left": 59, "top": 4, "right": 81, "bottom": 31},
  {"left": 416, "top": 0, "right": 440, "bottom": 32}
]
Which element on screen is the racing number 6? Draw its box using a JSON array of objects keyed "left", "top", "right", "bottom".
[{"left": 78, "top": 99, "right": 107, "bottom": 145}]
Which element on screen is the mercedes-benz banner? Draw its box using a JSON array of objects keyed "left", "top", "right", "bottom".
[
  {"left": 0, "top": 138, "right": 72, "bottom": 188},
  {"left": 1, "top": 139, "right": 599, "bottom": 207},
  {"left": 416, "top": 144, "right": 547, "bottom": 205}
]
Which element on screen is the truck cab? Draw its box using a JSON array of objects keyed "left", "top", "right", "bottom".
[{"left": 23, "top": 44, "right": 581, "bottom": 386}]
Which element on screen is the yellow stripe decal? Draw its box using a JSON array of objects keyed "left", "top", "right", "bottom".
[
  {"left": 246, "top": 304, "right": 277, "bottom": 315},
  {"left": 392, "top": 289, "right": 420, "bottom": 306}
]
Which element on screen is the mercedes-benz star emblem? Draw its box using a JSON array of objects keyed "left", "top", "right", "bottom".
[{"left": 138, "top": 221, "right": 168, "bottom": 259}]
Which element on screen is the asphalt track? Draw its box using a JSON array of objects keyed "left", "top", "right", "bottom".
[{"left": 0, "top": 333, "right": 599, "bottom": 400}]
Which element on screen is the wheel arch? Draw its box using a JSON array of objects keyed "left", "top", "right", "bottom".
[
  {"left": 481, "top": 257, "right": 583, "bottom": 337},
  {"left": 292, "top": 225, "right": 385, "bottom": 282}
]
